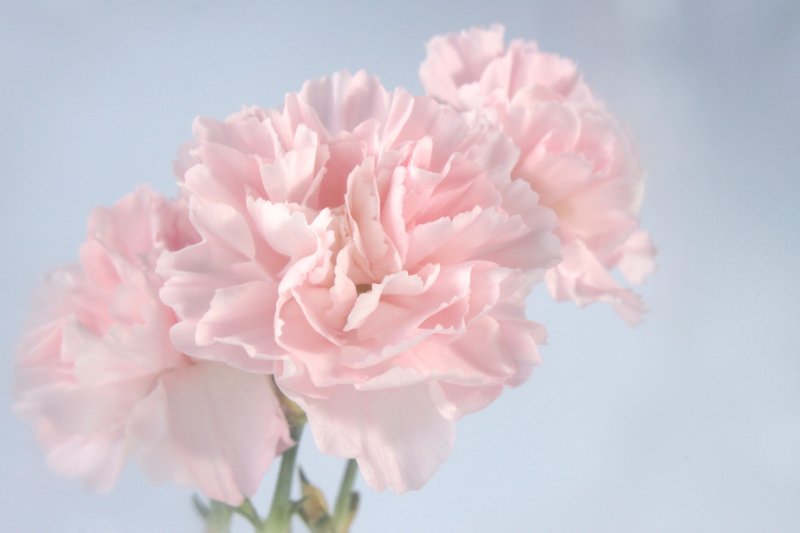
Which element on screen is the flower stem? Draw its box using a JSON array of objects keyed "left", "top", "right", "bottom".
[
  {"left": 264, "top": 424, "right": 304, "bottom": 533},
  {"left": 331, "top": 459, "right": 358, "bottom": 533}
]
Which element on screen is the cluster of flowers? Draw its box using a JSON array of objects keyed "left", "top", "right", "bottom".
[{"left": 15, "top": 26, "right": 655, "bottom": 506}]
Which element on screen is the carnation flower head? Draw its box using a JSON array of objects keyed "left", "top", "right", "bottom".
[
  {"left": 159, "top": 69, "right": 561, "bottom": 493},
  {"left": 421, "top": 25, "right": 657, "bottom": 324},
  {"left": 14, "top": 185, "right": 292, "bottom": 505}
]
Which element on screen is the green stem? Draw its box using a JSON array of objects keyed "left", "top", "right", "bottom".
[
  {"left": 264, "top": 424, "right": 304, "bottom": 533},
  {"left": 332, "top": 459, "right": 358, "bottom": 532},
  {"left": 233, "top": 498, "right": 263, "bottom": 531}
]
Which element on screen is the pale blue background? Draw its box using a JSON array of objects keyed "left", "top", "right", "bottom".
[{"left": 1, "top": 1, "right": 798, "bottom": 531}]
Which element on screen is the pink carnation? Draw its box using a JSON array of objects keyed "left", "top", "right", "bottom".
[
  {"left": 420, "top": 25, "right": 657, "bottom": 324},
  {"left": 159, "top": 70, "right": 561, "bottom": 493},
  {"left": 14, "top": 185, "right": 292, "bottom": 505}
]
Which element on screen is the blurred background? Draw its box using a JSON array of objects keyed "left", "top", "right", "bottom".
[{"left": 1, "top": 0, "right": 798, "bottom": 531}]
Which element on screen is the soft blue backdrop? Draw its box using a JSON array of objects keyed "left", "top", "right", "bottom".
[{"left": 2, "top": 1, "right": 798, "bottom": 531}]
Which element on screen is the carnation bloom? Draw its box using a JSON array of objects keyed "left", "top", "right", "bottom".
[
  {"left": 14, "top": 185, "right": 292, "bottom": 505},
  {"left": 420, "top": 25, "right": 657, "bottom": 324},
  {"left": 159, "top": 70, "right": 561, "bottom": 493}
]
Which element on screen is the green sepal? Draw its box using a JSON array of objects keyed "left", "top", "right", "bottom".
[
  {"left": 193, "top": 494, "right": 211, "bottom": 520},
  {"left": 203, "top": 499, "right": 234, "bottom": 533},
  {"left": 296, "top": 467, "right": 333, "bottom": 532}
]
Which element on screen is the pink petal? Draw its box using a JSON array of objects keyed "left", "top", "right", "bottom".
[
  {"left": 140, "top": 362, "right": 291, "bottom": 506},
  {"left": 300, "top": 384, "right": 455, "bottom": 493},
  {"left": 420, "top": 25, "right": 507, "bottom": 109},
  {"left": 616, "top": 229, "right": 658, "bottom": 285},
  {"left": 547, "top": 239, "right": 648, "bottom": 325}
]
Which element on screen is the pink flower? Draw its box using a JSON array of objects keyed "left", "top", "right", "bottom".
[
  {"left": 14, "top": 185, "right": 292, "bottom": 505},
  {"left": 420, "top": 25, "right": 657, "bottom": 324},
  {"left": 159, "top": 70, "right": 561, "bottom": 493}
]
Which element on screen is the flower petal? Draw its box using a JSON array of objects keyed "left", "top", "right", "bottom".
[{"left": 300, "top": 384, "right": 455, "bottom": 493}]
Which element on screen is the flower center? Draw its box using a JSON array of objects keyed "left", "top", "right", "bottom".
[{"left": 355, "top": 283, "right": 372, "bottom": 295}]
